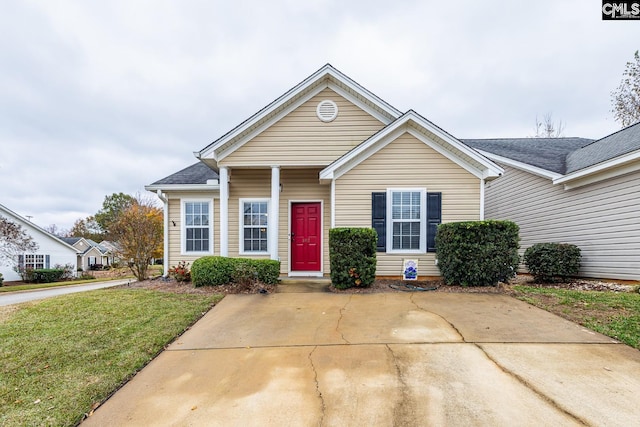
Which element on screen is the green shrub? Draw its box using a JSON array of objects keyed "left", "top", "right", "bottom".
[
  {"left": 436, "top": 220, "right": 520, "bottom": 286},
  {"left": 252, "top": 259, "right": 280, "bottom": 284},
  {"left": 192, "top": 257, "right": 281, "bottom": 287},
  {"left": 329, "top": 228, "right": 377, "bottom": 289},
  {"left": 524, "top": 243, "right": 581, "bottom": 283},
  {"left": 192, "top": 257, "right": 237, "bottom": 287},
  {"left": 28, "top": 269, "right": 65, "bottom": 284}
]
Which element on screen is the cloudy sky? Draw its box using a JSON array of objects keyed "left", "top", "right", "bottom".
[{"left": 1, "top": 0, "right": 638, "bottom": 231}]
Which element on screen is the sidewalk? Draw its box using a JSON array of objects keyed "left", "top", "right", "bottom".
[{"left": 0, "top": 279, "right": 134, "bottom": 306}]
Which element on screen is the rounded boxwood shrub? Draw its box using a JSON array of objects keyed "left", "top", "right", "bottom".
[
  {"left": 329, "top": 227, "right": 377, "bottom": 289},
  {"left": 191, "top": 256, "right": 238, "bottom": 287},
  {"left": 524, "top": 243, "right": 581, "bottom": 283},
  {"left": 436, "top": 220, "right": 520, "bottom": 286},
  {"left": 191, "top": 256, "right": 281, "bottom": 287}
]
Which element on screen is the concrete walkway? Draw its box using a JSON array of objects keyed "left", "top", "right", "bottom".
[
  {"left": 83, "top": 292, "right": 640, "bottom": 426},
  {"left": 0, "top": 279, "right": 134, "bottom": 306}
]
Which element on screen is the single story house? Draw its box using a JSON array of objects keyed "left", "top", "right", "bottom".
[
  {"left": 61, "top": 237, "right": 114, "bottom": 270},
  {"left": 0, "top": 203, "right": 78, "bottom": 282},
  {"left": 146, "top": 64, "right": 503, "bottom": 279},
  {"left": 465, "top": 121, "right": 640, "bottom": 281}
]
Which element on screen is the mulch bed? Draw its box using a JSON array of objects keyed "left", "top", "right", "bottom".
[{"left": 122, "top": 275, "right": 638, "bottom": 295}]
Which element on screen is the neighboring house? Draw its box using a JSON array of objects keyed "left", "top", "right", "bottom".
[
  {"left": 146, "top": 64, "right": 503, "bottom": 278},
  {"left": 0, "top": 203, "right": 78, "bottom": 282},
  {"left": 465, "top": 121, "right": 640, "bottom": 280},
  {"left": 61, "top": 237, "right": 114, "bottom": 270},
  {"left": 98, "top": 240, "right": 122, "bottom": 265}
]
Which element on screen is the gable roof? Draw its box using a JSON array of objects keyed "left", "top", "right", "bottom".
[
  {"left": 145, "top": 162, "right": 220, "bottom": 190},
  {"left": 320, "top": 110, "right": 503, "bottom": 182},
  {"left": 565, "top": 122, "right": 640, "bottom": 173},
  {"left": 0, "top": 203, "right": 78, "bottom": 254},
  {"left": 463, "top": 138, "right": 592, "bottom": 174},
  {"left": 196, "top": 64, "right": 402, "bottom": 163}
]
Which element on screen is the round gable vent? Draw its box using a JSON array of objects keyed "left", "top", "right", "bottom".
[{"left": 316, "top": 100, "right": 338, "bottom": 122}]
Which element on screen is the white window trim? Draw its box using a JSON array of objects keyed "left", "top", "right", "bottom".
[
  {"left": 24, "top": 254, "right": 46, "bottom": 269},
  {"left": 239, "top": 198, "right": 270, "bottom": 255},
  {"left": 181, "top": 199, "right": 214, "bottom": 256},
  {"left": 386, "top": 188, "right": 427, "bottom": 254}
]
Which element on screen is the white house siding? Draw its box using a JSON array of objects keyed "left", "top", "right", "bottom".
[
  {"left": 0, "top": 219, "right": 77, "bottom": 282},
  {"left": 484, "top": 165, "right": 640, "bottom": 280},
  {"left": 219, "top": 88, "right": 385, "bottom": 168},
  {"left": 334, "top": 132, "right": 481, "bottom": 277},
  {"left": 166, "top": 192, "right": 219, "bottom": 270}
]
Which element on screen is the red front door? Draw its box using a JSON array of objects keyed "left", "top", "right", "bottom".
[{"left": 291, "top": 202, "right": 321, "bottom": 271}]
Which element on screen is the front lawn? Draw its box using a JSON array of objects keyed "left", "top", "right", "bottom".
[
  {"left": 0, "top": 288, "right": 222, "bottom": 426},
  {"left": 512, "top": 285, "right": 640, "bottom": 349}
]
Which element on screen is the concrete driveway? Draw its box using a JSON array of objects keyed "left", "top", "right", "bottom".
[{"left": 83, "top": 292, "right": 640, "bottom": 426}]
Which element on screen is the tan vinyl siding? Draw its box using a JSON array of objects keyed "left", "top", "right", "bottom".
[
  {"left": 220, "top": 88, "right": 385, "bottom": 167},
  {"left": 335, "top": 132, "right": 481, "bottom": 277},
  {"left": 166, "top": 192, "right": 218, "bottom": 269},
  {"left": 228, "top": 168, "right": 330, "bottom": 274},
  {"left": 485, "top": 165, "right": 640, "bottom": 280},
  {"left": 228, "top": 169, "right": 271, "bottom": 258}
]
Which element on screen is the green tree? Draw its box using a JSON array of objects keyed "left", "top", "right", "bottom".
[
  {"left": 68, "top": 216, "right": 104, "bottom": 241},
  {"left": 611, "top": 50, "right": 640, "bottom": 127},
  {"left": 110, "top": 196, "right": 163, "bottom": 281},
  {"left": 94, "top": 193, "right": 136, "bottom": 239},
  {"left": 0, "top": 216, "right": 38, "bottom": 267}
]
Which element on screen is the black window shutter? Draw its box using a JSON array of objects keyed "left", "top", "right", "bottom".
[
  {"left": 45, "top": 255, "right": 50, "bottom": 269},
  {"left": 371, "top": 192, "right": 387, "bottom": 252},
  {"left": 426, "top": 192, "right": 442, "bottom": 252},
  {"left": 18, "top": 254, "right": 24, "bottom": 269}
]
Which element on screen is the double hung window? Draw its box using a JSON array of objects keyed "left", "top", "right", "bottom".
[
  {"left": 241, "top": 200, "right": 268, "bottom": 253},
  {"left": 183, "top": 201, "right": 212, "bottom": 253}
]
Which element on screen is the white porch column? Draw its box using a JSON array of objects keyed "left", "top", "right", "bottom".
[
  {"left": 480, "top": 178, "right": 485, "bottom": 220},
  {"left": 219, "top": 166, "right": 229, "bottom": 257},
  {"left": 270, "top": 166, "right": 280, "bottom": 260},
  {"left": 156, "top": 190, "right": 169, "bottom": 277}
]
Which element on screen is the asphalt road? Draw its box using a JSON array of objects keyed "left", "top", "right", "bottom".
[{"left": 0, "top": 279, "right": 134, "bottom": 306}]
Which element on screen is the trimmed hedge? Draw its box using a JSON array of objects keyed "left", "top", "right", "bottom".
[
  {"left": 435, "top": 220, "right": 520, "bottom": 286},
  {"left": 191, "top": 256, "right": 280, "bottom": 287},
  {"left": 22, "top": 269, "right": 65, "bottom": 284},
  {"left": 524, "top": 243, "right": 581, "bottom": 282},
  {"left": 329, "top": 227, "right": 377, "bottom": 289}
]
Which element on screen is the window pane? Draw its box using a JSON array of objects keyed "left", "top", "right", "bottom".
[{"left": 242, "top": 201, "right": 268, "bottom": 252}]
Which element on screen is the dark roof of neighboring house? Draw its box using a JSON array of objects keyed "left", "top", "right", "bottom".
[
  {"left": 463, "top": 138, "right": 592, "bottom": 174},
  {"left": 566, "top": 122, "right": 640, "bottom": 173},
  {"left": 61, "top": 237, "right": 81, "bottom": 246},
  {"left": 151, "top": 162, "right": 219, "bottom": 185}
]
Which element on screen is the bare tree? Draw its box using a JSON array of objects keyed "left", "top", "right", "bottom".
[
  {"left": 533, "top": 113, "right": 565, "bottom": 137},
  {"left": 0, "top": 215, "right": 38, "bottom": 267},
  {"left": 611, "top": 50, "right": 640, "bottom": 127},
  {"left": 44, "top": 224, "right": 68, "bottom": 237}
]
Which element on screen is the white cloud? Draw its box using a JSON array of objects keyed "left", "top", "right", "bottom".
[{"left": 1, "top": 0, "right": 639, "bottom": 229}]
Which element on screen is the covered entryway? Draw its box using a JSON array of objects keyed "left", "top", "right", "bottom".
[{"left": 290, "top": 202, "right": 322, "bottom": 273}]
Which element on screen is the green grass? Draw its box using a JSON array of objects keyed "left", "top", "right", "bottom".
[
  {"left": 0, "top": 288, "right": 222, "bottom": 426},
  {"left": 513, "top": 286, "right": 640, "bottom": 349}
]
